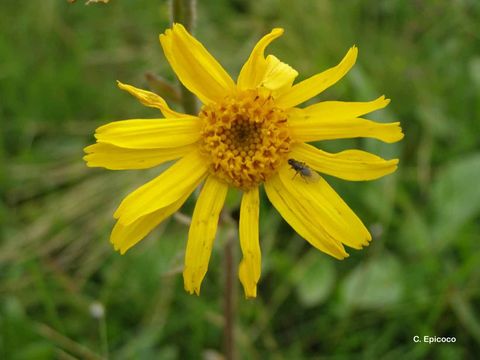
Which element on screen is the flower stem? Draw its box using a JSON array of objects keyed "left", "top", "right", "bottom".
[
  {"left": 224, "top": 228, "right": 236, "bottom": 360},
  {"left": 170, "top": 0, "right": 198, "bottom": 115}
]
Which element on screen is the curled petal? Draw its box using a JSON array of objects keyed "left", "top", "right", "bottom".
[
  {"left": 261, "top": 55, "right": 298, "bottom": 95},
  {"left": 117, "top": 81, "right": 187, "bottom": 118},
  {"left": 238, "top": 28, "right": 297, "bottom": 93}
]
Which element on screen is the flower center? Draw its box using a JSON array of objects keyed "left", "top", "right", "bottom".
[{"left": 199, "top": 89, "right": 292, "bottom": 190}]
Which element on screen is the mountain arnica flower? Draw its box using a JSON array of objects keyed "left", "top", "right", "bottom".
[{"left": 84, "top": 24, "right": 403, "bottom": 298}]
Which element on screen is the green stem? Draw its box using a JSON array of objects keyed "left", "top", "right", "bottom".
[
  {"left": 170, "top": 0, "right": 198, "bottom": 115},
  {"left": 224, "top": 229, "right": 236, "bottom": 360}
]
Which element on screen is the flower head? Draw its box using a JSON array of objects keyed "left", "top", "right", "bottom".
[{"left": 84, "top": 24, "right": 403, "bottom": 298}]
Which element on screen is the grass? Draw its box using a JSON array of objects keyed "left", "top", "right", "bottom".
[{"left": 1, "top": 0, "right": 480, "bottom": 358}]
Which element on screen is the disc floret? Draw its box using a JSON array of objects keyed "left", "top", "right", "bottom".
[{"left": 199, "top": 89, "right": 292, "bottom": 189}]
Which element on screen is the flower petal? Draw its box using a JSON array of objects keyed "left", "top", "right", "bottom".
[
  {"left": 291, "top": 143, "right": 399, "bottom": 181},
  {"left": 238, "top": 187, "right": 261, "bottom": 298},
  {"left": 183, "top": 176, "right": 228, "bottom": 295},
  {"left": 83, "top": 142, "right": 196, "bottom": 170},
  {"left": 117, "top": 81, "right": 187, "bottom": 119},
  {"left": 276, "top": 46, "right": 358, "bottom": 108},
  {"left": 238, "top": 28, "right": 297, "bottom": 92},
  {"left": 111, "top": 192, "right": 190, "bottom": 254},
  {"left": 159, "top": 24, "right": 235, "bottom": 104},
  {"left": 277, "top": 164, "right": 371, "bottom": 250},
  {"left": 261, "top": 55, "right": 298, "bottom": 94},
  {"left": 114, "top": 150, "right": 207, "bottom": 225},
  {"left": 294, "top": 95, "right": 390, "bottom": 121},
  {"left": 288, "top": 115, "right": 404, "bottom": 143},
  {"left": 94, "top": 117, "right": 201, "bottom": 149},
  {"left": 264, "top": 173, "right": 349, "bottom": 259}
]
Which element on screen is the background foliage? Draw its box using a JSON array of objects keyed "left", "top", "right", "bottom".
[{"left": 1, "top": 0, "right": 480, "bottom": 358}]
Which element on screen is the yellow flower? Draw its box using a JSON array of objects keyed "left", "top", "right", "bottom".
[{"left": 84, "top": 24, "right": 403, "bottom": 298}]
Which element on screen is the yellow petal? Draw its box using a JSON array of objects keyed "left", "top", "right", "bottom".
[
  {"left": 278, "top": 164, "right": 371, "bottom": 250},
  {"left": 94, "top": 117, "right": 201, "bottom": 149},
  {"left": 238, "top": 187, "right": 261, "bottom": 298},
  {"left": 114, "top": 150, "right": 207, "bottom": 225},
  {"left": 117, "top": 81, "right": 187, "bottom": 119},
  {"left": 183, "top": 176, "right": 228, "bottom": 295},
  {"left": 289, "top": 115, "right": 404, "bottom": 143},
  {"left": 294, "top": 95, "right": 390, "bottom": 121},
  {"left": 264, "top": 173, "right": 349, "bottom": 259},
  {"left": 111, "top": 192, "right": 190, "bottom": 254},
  {"left": 159, "top": 24, "right": 235, "bottom": 104},
  {"left": 261, "top": 55, "right": 298, "bottom": 95},
  {"left": 83, "top": 142, "right": 195, "bottom": 170},
  {"left": 276, "top": 46, "right": 358, "bottom": 108},
  {"left": 290, "top": 143, "right": 399, "bottom": 181},
  {"left": 238, "top": 28, "right": 297, "bottom": 92}
]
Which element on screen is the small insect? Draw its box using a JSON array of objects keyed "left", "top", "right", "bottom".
[{"left": 288, "top": 159, "right": 320, "bottom": 183}]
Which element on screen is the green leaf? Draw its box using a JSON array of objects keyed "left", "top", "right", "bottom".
[
  {"left": 431, "top": 153, "right": 480, "bottom": 246},
  {"left": 398, "top": 194, "right": 431, "bottom": 255},
  {"left": 340, "top": 255, "right": 403, "bottom": 310},
  {"left": 293, "top": 251, "right": 336, "bottom": 307}
]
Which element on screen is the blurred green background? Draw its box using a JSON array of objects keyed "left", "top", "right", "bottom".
[{"left": 1, "top": 0, "right": 480, "bottom": 358}]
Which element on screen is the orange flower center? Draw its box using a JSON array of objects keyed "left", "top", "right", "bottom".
[{"left": 199, "top": 89, "right": 292, "bottom": 190}]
